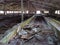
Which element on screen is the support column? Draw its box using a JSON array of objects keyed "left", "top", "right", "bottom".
[
  {"left": 21, "top": 0, "right": 24, "bottom": 22},
  {"left": 4, "top": 1, "right": 6, "bottom": 15}
]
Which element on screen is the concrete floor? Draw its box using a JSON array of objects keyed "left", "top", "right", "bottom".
[
  {"left": 0, "top": 16, "right": 57, "bottom": 45},
  {"left": 7, "top": 31, "right": 55, "bottom": 45}
]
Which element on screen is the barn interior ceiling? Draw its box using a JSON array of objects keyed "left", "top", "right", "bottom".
[{"left": 0, "top": 0, "right": 60, "bottom": 11}]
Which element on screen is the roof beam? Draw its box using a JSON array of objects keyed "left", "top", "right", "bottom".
[{"left": 29, "top": 0, "right": 60, "bottom": 9}]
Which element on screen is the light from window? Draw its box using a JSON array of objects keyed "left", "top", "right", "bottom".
[
  {"left": 26, "top": 10, "right": 29, "bottom": 14},
  {"left": 55, "top": 10, "right": 58, "bottom": 14},
  {"left": 0, "top": 11, "right": 4, "bottom": 14},
  {"left": 55, "top": 10, "right": 60, "bottom": 14},
  {"left": 18, "top": 11, "right": 21, "bottom": 13},
  {"left": 14, "top": 11, "right": 19, "bottom": 13},
  {"left": 7, "top": 11, "right": 13, "bottom": 13},
  {"left": 44, "top": 11, "right": 49, "bottom": 13},
  {"left": 36, "top": 11, "right": 41, "bottom": 14}
]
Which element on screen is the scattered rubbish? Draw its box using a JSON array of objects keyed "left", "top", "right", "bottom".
[{"left": 47, "top": 36, "right": 54, "bottom": 45}]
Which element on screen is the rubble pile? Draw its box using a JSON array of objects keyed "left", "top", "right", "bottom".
[
  {"left": 0, "top": 16, "right": 57, "bottom": 45},
  {"left": 7, "top": 22, "right": 56, "bottom": 45}
]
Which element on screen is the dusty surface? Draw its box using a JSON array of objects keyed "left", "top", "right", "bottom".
[{"left": 0, "top": 16, "right": 56, "bottom": 45}]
